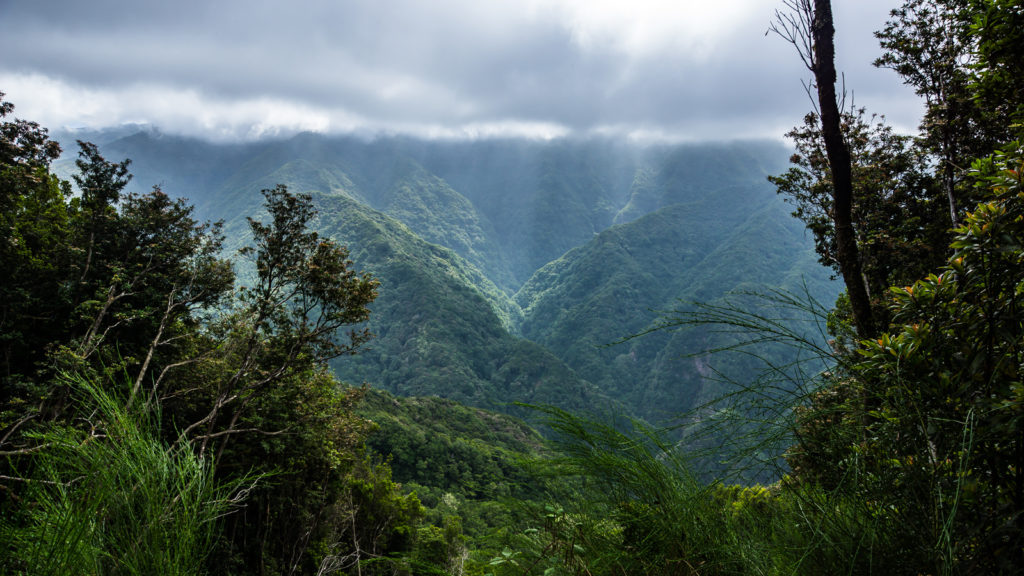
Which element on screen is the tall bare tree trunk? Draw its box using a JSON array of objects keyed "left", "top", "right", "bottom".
[{"left": 811, "top": 0, "right": 877, "bottom": 339}]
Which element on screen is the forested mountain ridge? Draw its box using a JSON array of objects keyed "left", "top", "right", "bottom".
[
  {"left": 314, "top": 191, "right": 617, "bottom": 415},
  {"left": 8, "top": 1, "right": 1024, "bottom": 572},
  {"left": 57, "top": 131, "right": 794, "bottom": 290},
  {"left": 52, "top": 130, "right": 832, "bottom": 423},
  {"left": 516, "top": 191, "right": 835, "bottom": 421}
]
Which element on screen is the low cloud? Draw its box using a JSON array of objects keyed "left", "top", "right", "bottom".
[{"left": 0, "top": 0, "right": 920, "bottom": 142}]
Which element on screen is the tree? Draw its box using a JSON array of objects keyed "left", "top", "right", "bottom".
[
  {"left": 180, "top": 185, "right": 378, "bottom": 461},
  {"left": 206, "top": 367, "right": 374, "bottom": 576},
  {"left": 71, "top": 141, "right": 131, "bottom": 286},
  {"left": 0, "top": 97, "right": 392, "bottom": 575},
  {"left": 0, "top": 95, "right": 77, "bottom": 434},
  {"left": 110, "top": 188, "right": 235, "bottom": 405},
  {"left": 1, "top": 115, "right": 235, "bottom": 413},
  {"left": 769, "top": 107, "right": 949, "bottom": 331},
  {"left": 770, "top": 0, "right": 877, "bottom": 338},
  {"left": 0, "top": 92, "right": 61, "bottom": 169},
  {"left": 874, "top": 0, "right": 997, "bottom": 226},
  {"left": 971, "top": 0, "right": 1024, "bottom": 135},
  {"left": 853, "top": 143, "right": 1024, "bottom": 572},
  {"left": 0, "top": 93, "right": 74, "bottom": 434},
  {"left": 314, "top": 456, "right": 425, "bottom": 576},
  {"left": 151, "top": 186, "right": 381, "bottom": 574}
]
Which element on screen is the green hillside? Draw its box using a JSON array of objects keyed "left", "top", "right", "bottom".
[
  {"left": 50, "top": 130, "right": 834, "bottom": 425},
  {"left": 514, "top": 186, "right": 836, "bottom": 422},
  {"left": 356, "top": 389, "right": 544, "bottom": 533},
  {"left": 12, "top": 2, "right": 1021, "bottom": 570},
  {"left": 312, "top": 192, "right": 617, "bottom": 417}
]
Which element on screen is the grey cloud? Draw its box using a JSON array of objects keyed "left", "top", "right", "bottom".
[{"left": 0, "top": 0, "right": 920, "bottom": 140}]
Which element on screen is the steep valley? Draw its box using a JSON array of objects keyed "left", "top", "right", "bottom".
[{"left": 54, "top": 131, "right": 838, "bottom": 425}]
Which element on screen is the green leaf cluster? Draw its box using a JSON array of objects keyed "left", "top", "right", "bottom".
[{"left": 0, "top": 94, "right": 436, "bottom": 576}]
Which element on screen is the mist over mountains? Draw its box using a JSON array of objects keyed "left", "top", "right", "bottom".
[{"left": 54, "top": 129, "right": 837, "bottom": 424}]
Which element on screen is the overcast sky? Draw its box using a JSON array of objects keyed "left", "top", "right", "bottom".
[{"left": 0, "top": 0, "right": 921, "bottom": 143}]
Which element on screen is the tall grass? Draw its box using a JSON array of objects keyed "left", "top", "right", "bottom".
[
  {"left": 3, "top": 374, "right": 254, "bottom": 576},
  {"left": 532, "top": 405, "right": 771, "bottom": 575},
  {"left": 513, "top": 286, "right": 972, "bottom": 574},
  {"left": 522, "top": 405, "right": 923, "bottom": 575}
]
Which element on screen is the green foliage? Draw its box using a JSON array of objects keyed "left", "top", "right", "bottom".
[
  {"left": 358, "top": 390, "right": 542, "bottom": 500},
  {"left": 312, "top": 455, "right": 427, "bottom": 576},
  {"left": 1, "top": 95, "right": 74, "bottom": 421},
  {"left": 1, "top": 97, "right": 237, "bottom": 431},
  {"left": 972, "top": 0, "right": 1024, "bottom": 133},
  {"left": 407, "top": 138, "right": 643, "bottom": 284},
  {"left": 515, "top": 194, "right": 836, "bottom": 424},
  {"left": 499, "top": 403, "right": 975, "bottom": 575},
  {"left": 207, "top": 369, "right": 373, "bottom": 576},
  {"left": 159, "top": 185, "right": 381, "bottom": 574},
  {"left": 769, "top": 107, "right": 950, "bottom": 328},
  {"left": 498, "top": 407, "right": 784, "bottom": 576},
  {"left": 876, "top": 0, "right": 1007, "bottom": 156},
  {"left": 782, "top": 376, "right": 863, "bottom": 489},
  {"left": 374, "top": 158, "right": 517, "bottom": 293},
  {"left": 648, "top": 286, "right": 840, "bottom": 481},
  {"left": 411, "top": 519, "right": 467, "bottom": 575},
  {"left": 498, "top": 146, "right": 1024, "bottom": 576},
  {"left": 852, "top": 143, "right": 1024, "bottom": 572},
  {"left": 1, "top": 96, "right": 405, "bottom": 575},
  {"left": 240, "top": 184, "right": 378, "bottom": 362},
  {"left": 356, "top": 389, "right": 544, "bottom": 547},
  {"left": 50, "top": 128, "right": 830, "bottom": 432},
  {"left": 3, "top": 3, "right": 1016, "bottom": 574},
  {"left": 316, "top": 193, "right": 618, "bottom": 418},
  {"left": 2, "top": 374, "right": 253, "bottom": 576}
]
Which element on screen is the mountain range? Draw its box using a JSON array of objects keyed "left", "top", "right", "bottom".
[{"left": 52, "top": 129, "right": 837, "bottom": 425}]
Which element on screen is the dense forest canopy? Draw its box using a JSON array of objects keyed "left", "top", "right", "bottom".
[{"left": 2, "top": 0, "right": 1024, "bottom": 574}]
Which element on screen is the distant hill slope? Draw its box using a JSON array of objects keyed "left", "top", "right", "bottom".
[
  {"left": 355, "top": 389, "right": 546, "bottom": 537},
  {"left": 52, "top": 130, "right": 836, "bottom": 424},
  {"left": 313, "top": 192, "right": 619, "bottom": 416},
  {"left": 357, "top": 388, "right": 544, "bottom": 494},
  {"left": 515, "top": 187, "right": 836, "bottom": 422}
]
